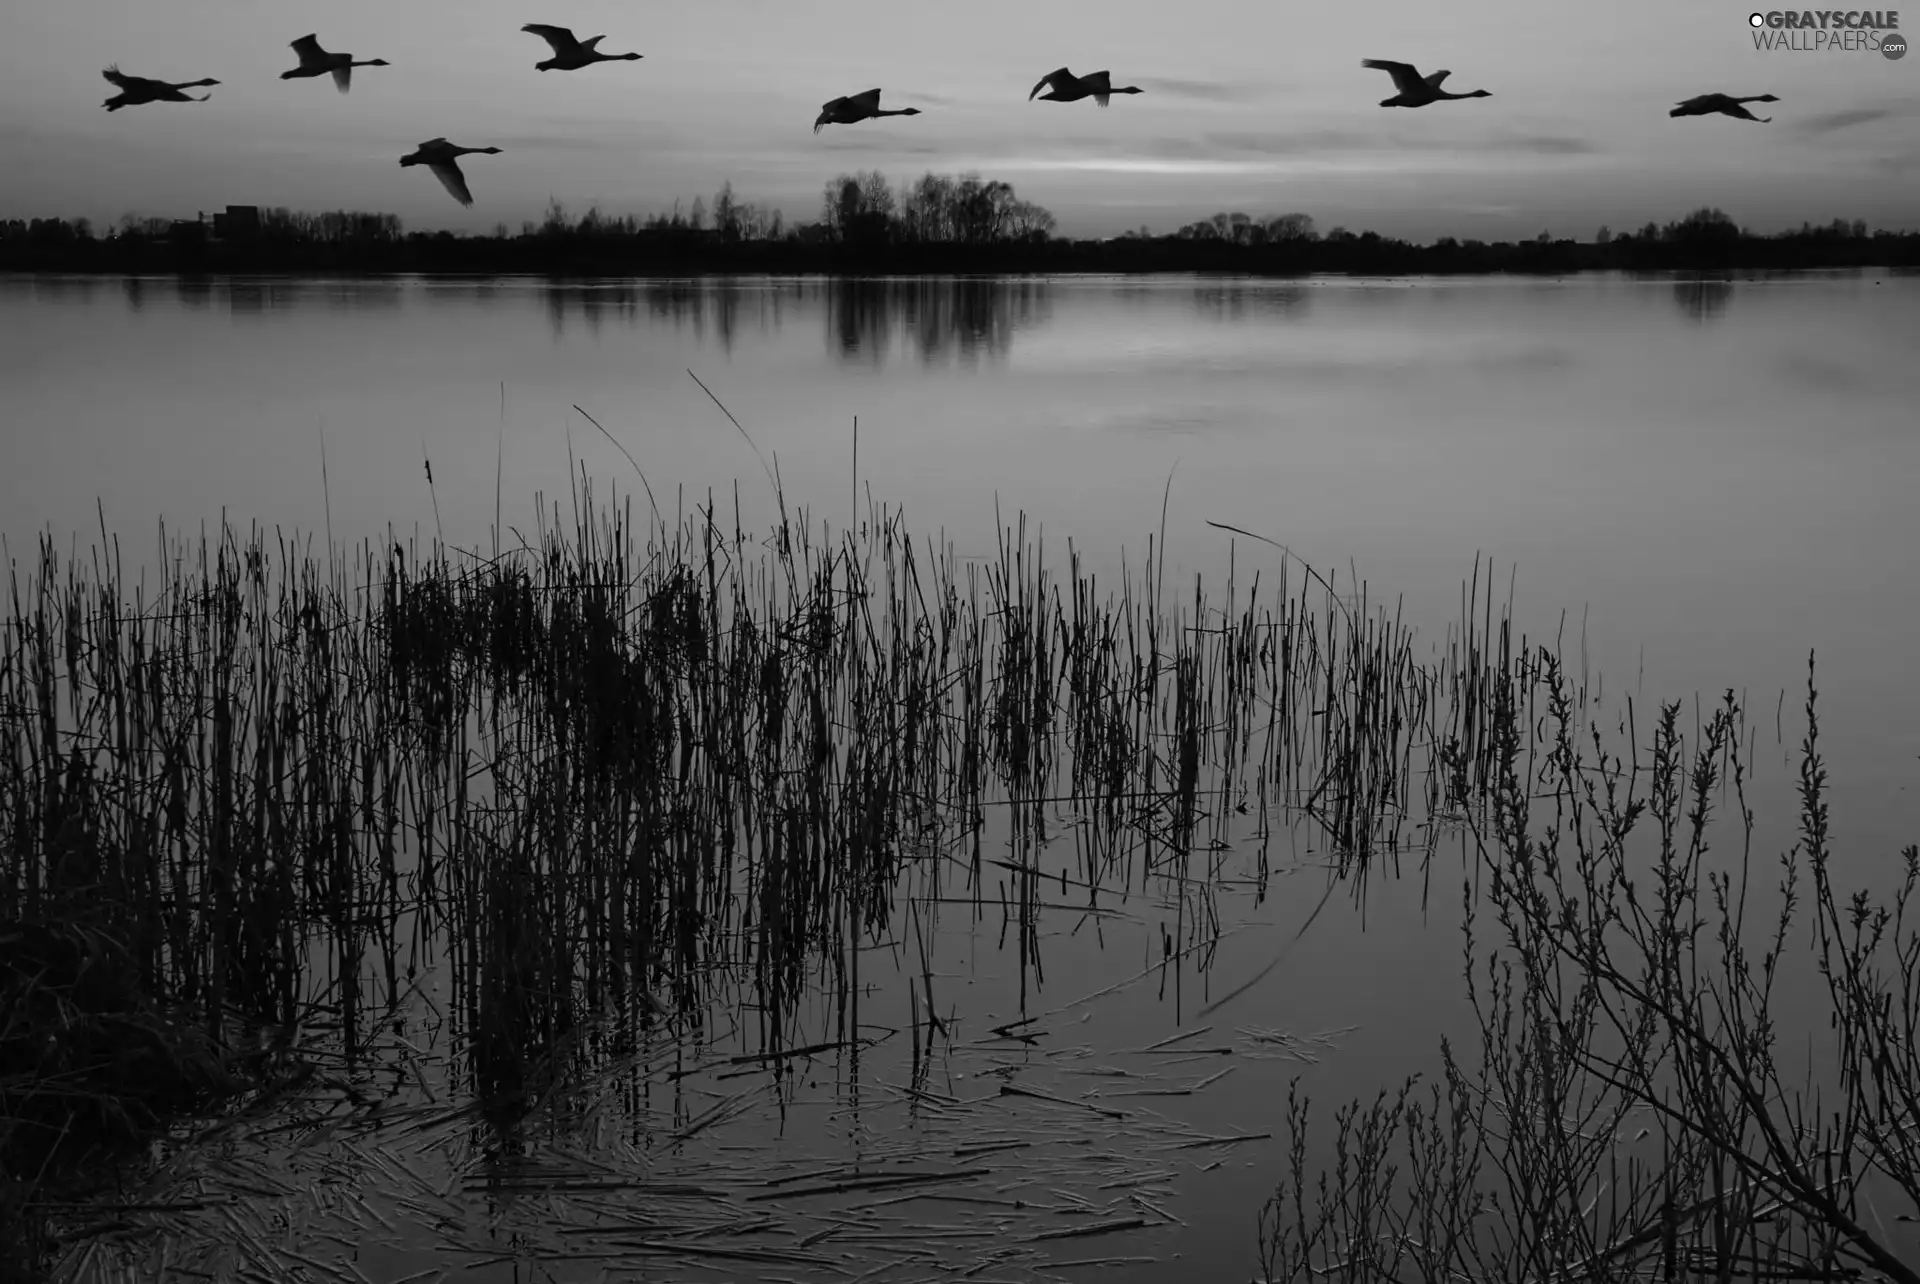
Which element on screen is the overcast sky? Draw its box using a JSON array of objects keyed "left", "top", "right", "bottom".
[{"left": 4, "top": 0, "right": 1917, "bottom": 240}]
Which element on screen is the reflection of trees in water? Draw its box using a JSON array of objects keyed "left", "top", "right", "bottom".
[
  {"left": 228, "top": 282, "right": 268, "bottom": 315},
  {"left": 1192, "top": 283, "right": 1310, "bottom": 321},
  {"left": 315, "top": 281, "right": 403, "bottom": 313},
  {"left": 221, "top": 280, "right": 402, "bottom": 317},
  {"left": 1673, "top": 278, "right": 1733, "bottom": 323},
  {"left": 824, "top": 278, "right": 1052, "bottom": 365},
  {"left": 541, "top": 282, "right": 794, "bottom": 351},
  {"left": 27, "top": 276, "right": 101, "bottom": 305},
  {"left": 545, "top": 285, "right": 638, "bottom": 340},
  {"left": 98, "top": 277, "right": 408, "bottom": 317}
]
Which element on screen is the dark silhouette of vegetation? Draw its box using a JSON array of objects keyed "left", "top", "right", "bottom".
[
  {"left": 1259, "top": 665, "right": 1920, "bottom": 1284},
  {"left": 0, "top": 478, "right": 1527, "bottom": 1275},
  {"left": 821, "top": 170, "right": 1057, "bottom": 247},
  {"left": 1, "top": 196, "right": 1914, "bottom": 275}
]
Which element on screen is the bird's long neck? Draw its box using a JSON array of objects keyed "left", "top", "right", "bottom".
[{"left": 878, "top": 108, "right": 912, "bottom": 117}]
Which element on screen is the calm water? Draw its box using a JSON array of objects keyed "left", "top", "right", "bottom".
[
  {"left": 4, "top": 271, "right": 1918, "bottom": 1280},
  {"left": 5, "top": 271, "right": 1915, "bottom": 826}
]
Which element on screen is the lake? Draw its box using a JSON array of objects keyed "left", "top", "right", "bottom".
[{"left": 3, "top": 270, "right": 1918, "bottom": 1282}]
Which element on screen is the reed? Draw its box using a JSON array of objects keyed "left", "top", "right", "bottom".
[
  {"left": 1258, "top": 655, "right": 1920, "bottom": 1284},
  {"left": 1, "top": 476, "right": 1538, "bottom": 1269}
]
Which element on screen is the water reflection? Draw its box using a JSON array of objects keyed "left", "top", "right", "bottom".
[
  {"left": 48, "top": 275, "right": 414, "bottom": 316},
  {"left": 1673, "top": 278, "right": 1733, "bottom": 323},
  {"left": 1192, "top": 282, "right": 1310, "bottom": 321},
  {"left": 824, "top": 277, "right": 1051, "bottom": 365},
  {"left": 29, "top": 276, "right": 101, "bottom": 305},
  {"left": 222, "top": 279, "right": 404, "bottom": 316},
  {"left": 525, "top": 278, "right": 1054, "bottom": 365},
  {"left": 540, "top": 281, "right": 794, "bottom": 351}
]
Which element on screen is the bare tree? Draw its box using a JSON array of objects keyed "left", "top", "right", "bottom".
[{"left": 711, "top": 181, "right": 740, "bottom": 241}]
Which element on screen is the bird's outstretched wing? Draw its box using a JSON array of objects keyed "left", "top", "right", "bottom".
[
  {"left": 820, "top": 95, "right": 852, "bottom": 114},
  {"left": 522, "top": 24, "right": 583, "bottom": 55},
  {"left": 428, "top": 159, "right": 475, "bottom": 206},
  {"left": 102, "top": 65, "right": 154, "bottom": 91},
  {"left": 1361, "top": 59, "right": 1424, "bottom": 95},
  {"left": 1423, "top": 69, "right": 1451, "bottom": 87},
  {"left": 291, "top": 34, "right": 327, "bottom": 66},
  {"left": 1083, "top": 70, "right": 1112, "bottom": 106},
  {"left": 332, "top": 66, "right": 352, "bottom": 93},
  {"left": 850, "top": 88, "right": 883, "bottom": 111},
  {"left": 1030, "top": 68, "right": 1073, "bottom": 100},
  {"left": 418, "top": 137, "right": 450, "bottom": 150}
]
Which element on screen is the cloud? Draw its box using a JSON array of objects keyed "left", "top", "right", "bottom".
[
  {"left": 814, "top": 135, "right": 945, "bottom": 155},
  {"left": 1800, "top": 107, "right": 1895, "bottom": 133},
  {"left": 486, "top": 133, "right": 618, "bottom": 150},
  {"left": 1488, "top": 134, "right": 1598, "bottom": 155},
  {"left": 1135, "top": 77, "right": 1266, "bottom": 104},
  {"left": 1203, "top": 129, "right": 1375, "bottom": 155},
  {"left": 1200, "top": 128, "right": 1598, "bottom": 158}
]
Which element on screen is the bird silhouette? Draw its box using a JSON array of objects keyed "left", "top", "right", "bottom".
[
  {"left": 520, "top": 24, "right": 642, "bottom": 71},
  {"left": 1360, "top": 59, "right": 1491, "bottom": 107},
  {"left": 399, "top": 138, "right": 502, "bottom": 206},
  {"left": 1029, "top": 69, "right": 1142, "bottom": 107},
  {"left": 101, "top": 65, "right": 220, "bottom": 111},
  {"left": 815, "top": 88, "right": 922, "bottom": 134},
  {"left": 1670, "top": 93, "right": 1779, "bottom": 122},
  {"left": 281, "top": 35, "right": 390, "bottom": 94}
]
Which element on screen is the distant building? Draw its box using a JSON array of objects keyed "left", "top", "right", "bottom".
[{"left": 210, "top": 205, "right": 259, "bottom": 239}]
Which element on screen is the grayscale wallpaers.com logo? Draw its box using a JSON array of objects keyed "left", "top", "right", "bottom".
[{"left": 1747, "top": 10, "right": 1906, "bottom": 56}]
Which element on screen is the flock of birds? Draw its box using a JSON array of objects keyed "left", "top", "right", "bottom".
[{"left": 97, "top": 24, "right": 1788, "bottom": 210}]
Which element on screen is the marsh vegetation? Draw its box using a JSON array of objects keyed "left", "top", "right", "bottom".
[
  {"left": 0, "top": 455, "right": 1551, "bottom": 1276},
  {"left": 2, "top": 466, "right": 1915, "bottom": 1280}
]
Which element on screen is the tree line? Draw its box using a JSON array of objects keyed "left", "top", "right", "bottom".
[{"left": 1, "top": 199, "right": 1914, "bottom": 274}]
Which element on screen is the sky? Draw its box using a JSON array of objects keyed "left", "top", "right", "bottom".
[{"left": 4, "top": 0, "right": 1918, "bottom": 241}]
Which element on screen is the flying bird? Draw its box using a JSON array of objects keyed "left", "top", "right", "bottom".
[
  {"left": 1360, "top": 59, "right": 1491, "bottom": 107},
  {"left": 814, "top": 88, "right": 922, "bottom": 134},
  {"left": 1029, "top": 68, "right": 1143, "bottom": 106},
  {"left": 399, "top": 138, "right": 502, "bottom": 207},
  {"left": 281, "top": 35, "right": 390, "bottom": 94},
  {"left": 520, "top": 24, "right": 642, "bottom": 71},
  {"left": 1670, "top": 93, "right": 1779, "bottom": 122},
  {"left": 100, "top": 65, "right": 220, "bottom": 111}
]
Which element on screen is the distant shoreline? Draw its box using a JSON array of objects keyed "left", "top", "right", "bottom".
[{"left": 3, "top": 234, "right": 1916, "bottom": 279}]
